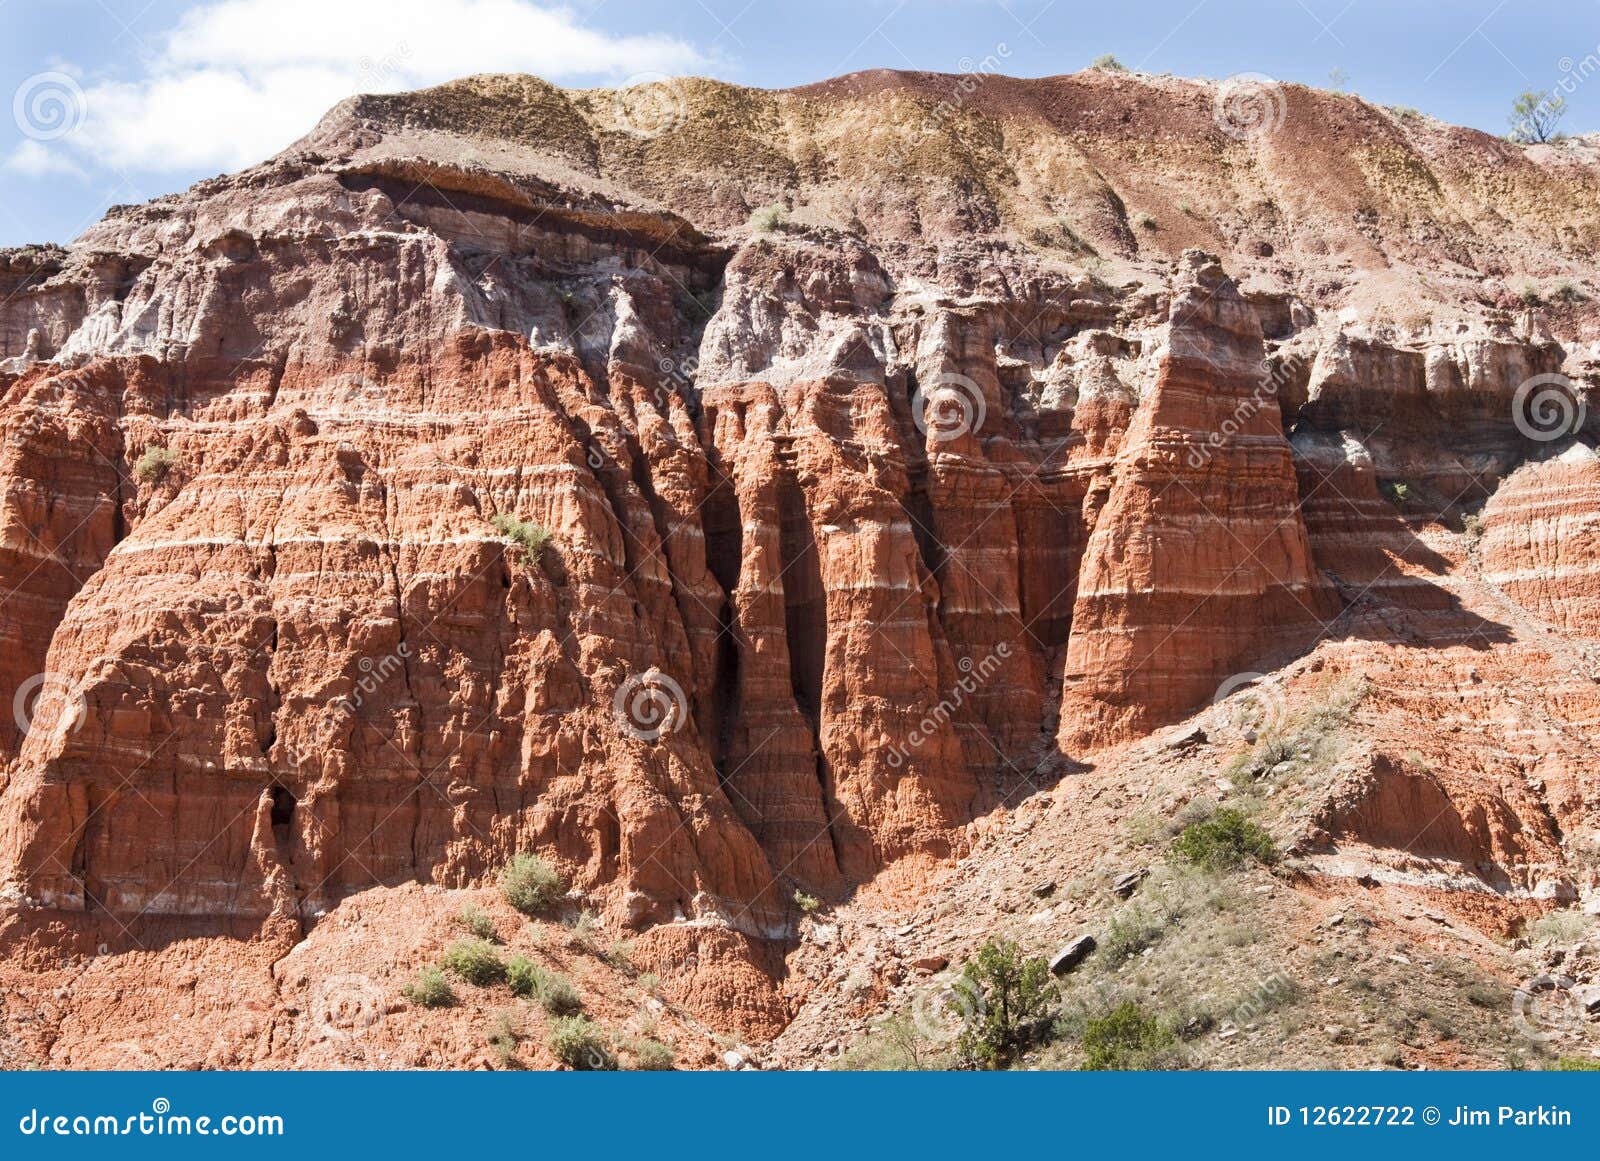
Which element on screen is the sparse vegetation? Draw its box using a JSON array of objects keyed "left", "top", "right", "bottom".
[
  {"left": 490, "top": 514, "right": 552, "bottom": 563},
  {"left": 567, "top": 908, "right": 601, "bottom": 953},
  {"left": 547, "top": 1015, "right": 617, "bottom": 1070},
  {"left": 1172, "top": 808, "right": 1277, "bottom": 870},
  {"left": 625, "top": 1036, "right": 677, "bottom": 1070},
  {"left": 605, "top": 938, "right": 635, "bottom": 974},
  {"left": 400, "top": 965, "right": 456, "bottom": 1008},
  {"left": 458, "top": 903, "right": 496, "bottom": 941},
  {"left": 442, "top": 938, "right": 507, "bottom": 986},
  {"left": 954, "top": 939, "right": 1056, "bottom": 1069},
  {"left": 1556, "top": 1057, "right": 1600, "bottom": 1071},
  {"left": 841, "top": 1011, "right": 949, "bottom": 1070},
  {"left": 134, "top": 445, "right": 178, "bottom": 483},
  {"left": 1507, "top": 89, "right": 1567, "bottom": 144},
  {"left": 793, "top": 889, "right": 823, "bottom": 916},
  {"left": 506, "top": 955, "right": 583, "bottom": 1014},
  {"left": 1380, "top": 480, "right": 1412, "bottom": 506},
  {"left": 500, "top": 852, "right": 564, "bottom": 915},
  {"left": 1526, "top": 909, "right": 1595, "bottom": 944},
  {"left": 748, "top": 204, "right": 789, "bottom": 233},
  {"left": 1461, "top": 511, "right": 1484, "bottom": 545},
  {"left": 1102, "top": 904, "right": 1168, "bottom": 965},
  {"left": 1080, "top": 1001, "right": 1176, "bottom": 1070},
  {"left": 1091, "top": 54, "right": 1128, "bottom": 72},
  {"left": 488, "top": 1011, "right": 520, "bottom": 1068},
  {"left": 1133, "top": 211, "right": 1157, "bottom": 231}
]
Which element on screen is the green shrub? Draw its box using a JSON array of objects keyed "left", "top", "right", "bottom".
[
  {"left": 748, "top": 204, "right": 789, "bottom": 233},
  {"left": 506, "top": 955, "right": 583, "bottom": 1014},
  {"left": 627, "top": 1037, "right": 677, "bottom": 1071},
  {"left": 458, "top": 903, "right": 496, "bottom": 940},
  {"left": 1133, "top": 211, "right": 1157, "bottom": 231},
  {"left": 793, "top": 889, "right": 823, "bottom": 916},
  {"left": 1172, "top": 808, "right": 1277, "bottom": 870},
  {"left": 954, "top": 939, "right": 1056, "bottom": 1069},
  {"left": 1081, "top": 1001, "right": 1176, "bottom": 1070},
  {"left": 1556, "top": 1057, "right": 1600, "bottom": 1071},
  {"left": 134, "top": 445, "right": 178, "bottom": 483},
  {"left": 490, "top": 514, "right": 552, "bottom": 563},
  {"left": 1091, "top": 54, "right": 1128, "bottom": 71},
  {"left": 400, "top": 965, "right": 456, "bottom": 1008},
  {"left": 605, "top": 938, "right": 635, "bottom": 974},
  {"left": 547, "top": 1016, "right": 616, "bottom": 1070},
  {"left": 500, "top": 852, "right": 564, "bottom": 915},
  {"left": 442, "top": 938, "right": 506, "bottom": 986}
]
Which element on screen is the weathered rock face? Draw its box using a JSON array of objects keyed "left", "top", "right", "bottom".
[
  {"left": 1058, "top": 253, "right": 1335, "bottom": 748},
  {"left": 2, "top": 69, "right": 1600, "bottom": 1056}
]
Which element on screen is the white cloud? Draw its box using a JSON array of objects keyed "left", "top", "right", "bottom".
[
  {"left": 22, "top": 0, "right": 706, "bottom": 175},
  {"left": 6, "top": 139, "right": 89, "bottom": 179}
]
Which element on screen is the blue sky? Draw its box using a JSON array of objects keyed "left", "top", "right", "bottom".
[{"left": 3, "top": 0, "right": 1598, "bottom": 247}]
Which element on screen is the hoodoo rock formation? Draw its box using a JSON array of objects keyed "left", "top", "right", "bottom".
[{"left": 2, "top": 69, "right": 1600, "bottom": 1065}]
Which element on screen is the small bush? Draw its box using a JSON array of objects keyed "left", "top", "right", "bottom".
[
  {"left": 489, "top": 1011, "right": 520, "bottom": 1068},
  {"left": 954, "top": 939, "right": 1056, "bottom": 1069},
  {"left": 1091, "top": 54, "right": 1128, "bottom": 71},
  {"left": 547, "top": 1016, "right": 617, "bottom": 1070},
  {"left": 567, "top": 908, "right": 601, "bottom": 953},
  {"left": 793, "top": 889, "right": 823, "bottom": 916},
  {"left": 500, "top": 853, "right": 564, "bottom": 915},
  {"left": 1526, "top": 910, "right": 1594, "bottom": 944},
  {"left": 134, "top": 445, "right": 178, "bottom": 483},
  {"left": 490, "top": 514, "right": 552, "bottom": 563},
  {"left": 1102, "top": 905, "right": 1167, "bottom": 965},
  {"left": 841, "top": 1011, "right": 948, "bottom": 1071},
  {"left": 1380, "top": 480, "right": 1412, "bottom": 506},
  {"left": 748, "top": 204, "right": 789, "bottom": 233},
  {"left": 506, "top": 955, "right": 583, "bottom": 1014},
  {"left": 1133, "top": 211, "right": 1157, "bottom": 231},
  {"left": 401, "top": 965, "right": 456, "bottom": 1008},
  {"left": 1081, "top": 1001, "right": 1176, "bottom": 1070},
  {"left": 605, "top": 938, "right": 635, "bottom": 974},
  {"left": 627, "top": 1037, "right": 677, "bottom": 1071},
  {"left": 1556, "top": 1057, "right": 1600, "bottom": 1071},
  {"left": 1172, "top": 808, "right": 1277, "bottom": 870},
  {"left": 458, "top": 903, "right": 496, "bottom": 941},
  {"left": 442, "top": 938, "right": 507, "bottom": 986}
]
